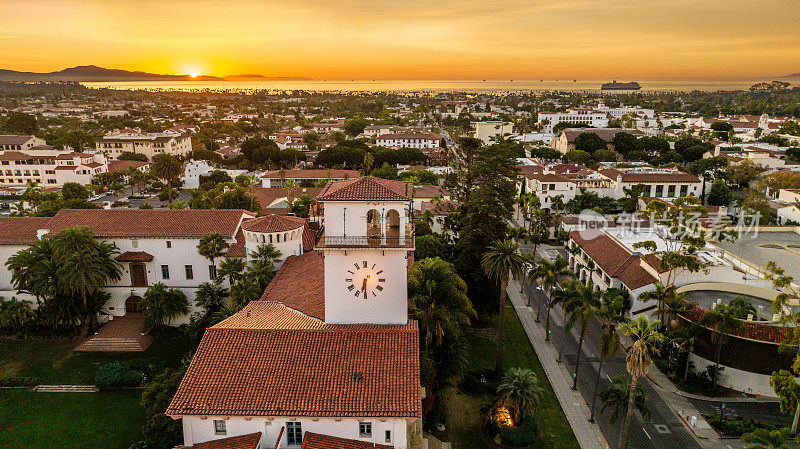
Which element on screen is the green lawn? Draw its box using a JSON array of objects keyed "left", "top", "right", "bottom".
[
  {"left": 435, "top": 305, "right": 581, "bottom": 449},
  {"left": 0, "top": 389, "right": 146, "bottom": 449},
  {"left": 0, "top": 333, "right": 194, "bottom": 384},
  {"left": 0, "top": 333, "right": 194, "bottom": 449}
]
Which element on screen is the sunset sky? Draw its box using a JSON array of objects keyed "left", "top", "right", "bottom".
[{"left": 2, "top": 0, "right": 799, "bottom": 80}]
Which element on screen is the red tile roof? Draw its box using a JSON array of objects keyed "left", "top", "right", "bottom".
[
  {"left": 0, "top": 217, "right": 51, "bottom": 245},
  {"left": 680, "top": 306, "right": 787, "bottom": 344},
  {"left": 598, "top": 168, "right": 700, "bottom": 183},
  {"left": 45, "top": 209, "right": 253, "bottom": 239},
  {"left": 260, "top": 251, "right": 325, "bottom": 320},
  {"left": 108, "top": 160, "right": 149, "bottom": 173},
  {"left": 318, "top": 177, "right": 412, "bottom": 202},
  {"left": 569, "top": 230, "right": 657, "bottom": 290},
  {"left": 179, "top": 432, "right": 261, "bottom": 449},
  {"left": 115, "top": 251, "right": 154, "bottom": 262},
  {"left": 241, "top": 214, "right": 306, "bottom": 233},
  {"left": 226, "top": 228, "right": 247, "bottom": 258},
  {"left": 301, "top": 432, "right": 393, "bottom": 449},
  {"left": 213, "top": 301, "right": 324, "bottom": 330},
  {"left": 252, "top": 187, "right": 323, "bottom": 210},
  {"left": 166, "top": 322, "right": 420, "bottom": 418},
  {"left": 412, "top": 184, "right": 446, "bottom": 199}
]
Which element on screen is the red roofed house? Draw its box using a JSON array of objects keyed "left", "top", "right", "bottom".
[
  {"left": 260, "top": 169, "right": 360, "bottom": 188},
  {"left": 166, "top": 177, "right": 422, "bottom": 449}
]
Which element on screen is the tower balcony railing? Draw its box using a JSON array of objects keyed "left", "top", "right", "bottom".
[{"left": 316, "top": 223, "right": 415, "bottom": 249}]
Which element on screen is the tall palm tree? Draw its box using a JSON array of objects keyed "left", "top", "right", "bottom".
[
  {"left": 552, "top": 279, "right": 579, "bottom": 363},
  {"left": 669, "top": 324, "right": 702, "bottom": 379},
  {"left": 496, "top": 367, "right": 543, "bottom": 425},
  {"left": 482, "top": 239, "right": 526, "bottom": 378},
  {"left": 700, "top": 304, "right": 742, "bottom": 388},
  {"left": 363, "top": 152, "right": 375, "bottom": 175},
  {"left": 408, "top": 257, "right": 475, "bottom": 349},
  {"left": 740, "top": 428, "right": 791, "bottom": 449},
  {"left": 217, "top": 257, "right": 246, "bottom": 285},
  {"left": 589, "top": 292, "right": 625, "bottom": 423},
  {"left": 533, "top": 255, "right": 571, "bottom": 342},
  {"left": 617, "top": 316, "right": 664, "bottom": 449},
  {"left": 197, "top": 232, "right": 230, "bottom": 273},
  {"left": 141, "top": 282, "right": 189, "bottom": 330},
  {"left": 151, "top": 154, "right": 182, "bottom": 204},
  {"left": 0, "top": 297, "right": 34, "bottom": 333},
  {"left": 599, "top": 374, "right": 650, "bottom": 426},
  {"left": 564, "top": 281, "right": 602, "bottom": 390},
  {"left": 638, "top": 282, "right": 676, "bottom": 328},
  {"left": 194, "top": 282, "right": 228, "bottom": 314},
  {"left": 52, "top": 226, "right": 122, "bottom": 334}
]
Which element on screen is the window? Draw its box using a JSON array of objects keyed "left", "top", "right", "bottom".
[
  {"left": 667, "top": 185, "right": 676, "bottom": 197},
  {"left": 185, "top": 265, "right": 193, "bottom": 279},
  {"left": 680, "top": 185, "right": 688, "bottom": 197},
  {"left": 359, "top": 422, "right": 372, "bottom": 437},
  {"left": 209, "top": 265, "right": 217, "bottom": 279},
  {"left": 385, "top": 430, "right": 391, "bottom": 443},
  {"left": 287, "top": 422, "right": 302, "bottom": 445},
  {"left": 131, "top": 239, "right": 139, "bottom": 249},
  {"left": 166, "top": 240, "right": 171, "bottom": 248},
  {"left": 161, "top": 265, "right": 170, "bottom": 279},
  {"left": 213, "top": 419, "right": 226, "bottom": 435}
]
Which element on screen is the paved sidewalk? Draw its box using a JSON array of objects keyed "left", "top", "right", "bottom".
[{"left": 506, "top": 278, "right": 609, "bottom": 449}]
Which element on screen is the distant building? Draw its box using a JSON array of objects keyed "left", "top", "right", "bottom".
[
  {"left": 0, "top": 135, "right": 47, "bottom": 152},
  {"left": 537, "top": 108, "right": 608, "bottom": 133},
  {"left": 375, "top": 132, "right": 441, "bottom": 149},
  {"left": 0, "top": 146, "right": 108, "bottom": 188},
  {"left": 260, "top": 169, "right": 360, "bottom": 188},
  {"left": 96, "top": 129, "right": 192, "bottom": 161},
  {"left": 472, "top": 121, "right": 513, "bottom": 144},
  {"left": 551, "top": 128, "right": 643, "bottom": 154}
]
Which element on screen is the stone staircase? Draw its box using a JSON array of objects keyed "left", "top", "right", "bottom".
[
  {"left": 74, "top": 314, "right": 153, "bottom": 352},
  {"left": 32, "top": 385, "right": 98, "bottom": 393}
]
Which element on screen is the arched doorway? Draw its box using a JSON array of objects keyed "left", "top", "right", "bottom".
[{"left": 125, "top": 295, "right": 143, "bottom": 314}]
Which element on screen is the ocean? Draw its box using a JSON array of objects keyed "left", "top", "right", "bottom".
[{"left": 81, "top": 79, "right": 794, "bottom": 94}]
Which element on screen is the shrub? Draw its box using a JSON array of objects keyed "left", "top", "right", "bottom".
[
  {"left": 0, "top": 376, "right": 39, "bottom": 387},
  {"left": 123, "top": 358, "right": 167, "bottom": 380},
  {"left": 705, "top": 414, "right": 775, "bottom": 437},
  {"left": 461, "top": 369, "right": 496, "bottom": 396},
  {"left": 95, "top": 362, "right": 144, "bottom": 389},
  {"left": 498, "top": 418, "right": 539, "bottom": 446}
]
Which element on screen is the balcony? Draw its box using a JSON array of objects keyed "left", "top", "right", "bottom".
[{"left": 316, "top": 223, "right": 415, "bottom": 249}]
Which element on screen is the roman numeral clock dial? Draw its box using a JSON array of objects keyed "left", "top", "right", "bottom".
[{"left": 345, "top": 261, "right": 386, "bottom": 299}]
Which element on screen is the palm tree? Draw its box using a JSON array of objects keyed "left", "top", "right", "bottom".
[
  {"left": 197, "top": 232, "right": 230, "bottom": 273},
  {"left": 552, "top": 279, "right": 579, "bottom": 363},
  {"left": 617, "top": 316, "right": 664, "bottom": 449},
  {"left": 740, "top": 428, "right": 791, "bottom": 449},
  {"left": 52, "top": 226, "right": 122, "bottom": 334},
  {"left": 150, "top": 154, "right": 182, "bottom": 204},
  {"left": 194, "top": 282, "right": 228, "bottom": 313},
  {"left": 229, "top": 275, "right": 261, "bottom": 309},
  {"left": 6, "top": 237, "right": 58, "bottom": 308},
  {"left": 408, "top": 257, "right": 475, "bottom": 349},
  {"left": 589, "top": 292, "right": 625, "bottom": 423},
  {"left": 533, "top": 255, "right": 571, "bottom": 342},
  {"left": 564, "top": 281, "right": 602, "bottom": 390},
  {"left": 141, "top": 282, "right": 189, "bottom": 330},
  {"left": 496, "top": 367, "right": 543, "bottom": 425},
  {"left": 0, "top": 297, "right": 34, "bottom": 333},
  {"left": 670, "top": 324, "right": 702, "bottom": 379},
  {"left": 638, "top": 281, "right": 676, "bottom": 328},
  {"left": 285, "top": 179, "right": 298, "bottom": 206},
  {"left": 700, "top": 304, "right": 742, "bottom": 388},
  {"left": 599, "top": 374, "right": 650, "bottom": 426},
  {"left": 363, "top": 152, "right": 375, "bottom": 175},
  {"left": 217, "top": 257, "right": 246, "bottom": 285},
  {"left": 247, "top": 243, "right": 282, "bottom": 291},
  {"left": 482, "top": 239, "right": 526, "bottom": 378}
]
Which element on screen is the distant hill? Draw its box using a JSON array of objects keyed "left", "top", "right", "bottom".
[
  {"left": 0, "top": 65, "right": 310, "bottom": 82},
  {"left": 782, "top": 73, "right": 800, "bottom": 78}
]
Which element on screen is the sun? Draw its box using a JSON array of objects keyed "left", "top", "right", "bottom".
[{"left": 188, "top": 70, "right": 200, "bottom": 78}]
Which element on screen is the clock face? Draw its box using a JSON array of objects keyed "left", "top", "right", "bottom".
[{"left": 345, "top": 260, "right": 386, "bottom": 299}]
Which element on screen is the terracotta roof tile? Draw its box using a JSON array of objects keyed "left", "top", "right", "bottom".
[
  {"left": 0, "top": 217, "right": 51, "bottom": 245},
  {"left": 318, "top": 177, "right": 412, "bottom": 202},
  {"left": 45, "top": 209, "right": 253, "bottom": 239},
  {"left": 680, "top": 305, "right": 787, "bottom": 344},
  {"left": 260, "top": 251, "right": 325, "bottom": 320},
  {"left": 226, "top": 228, "right": 247, "bottom": 258},
  {"left": 260, "top": 169, "right": 359, "bottom": 180},
  {"left": 570, "top": 230, "right": 657, "bottom": 290},
  {"left": 115, "top": 251, "right": 154, "bottom": 262},
  {"left": 598, "top": 168, "right": 700, "bottom": 183},
  {"left": 213, "top": 301, "right": 324, "bottom": 330},
  {"left": 241, "top": 214, "right": 306, "bottom": 233},
  {"left": 301, "top": 433, "right": 393, "bottom": 449},
  {"left": 166, "top": 322, "right": 420, "bottom": 418},
  {"left": 179, "top": 432, "right": 261, "bottom": 449}
]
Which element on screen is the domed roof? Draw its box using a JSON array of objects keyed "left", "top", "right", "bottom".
[{"left": 241, "top": 214, "right": 306, "bottom": 233}]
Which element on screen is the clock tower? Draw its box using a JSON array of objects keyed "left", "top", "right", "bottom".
[{"left": 316, "top": 177, "right": 413, "bottom": 325}]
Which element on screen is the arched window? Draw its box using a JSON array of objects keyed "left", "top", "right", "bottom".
[
  {"left": 269, "top": 234, "right": 273, "bottom": 244},
  {"left": 385, "top": 209, "right": 400, "bottom": 243},
  {"left": 367, "top": 208, "right": 380, "bottom": 240}
]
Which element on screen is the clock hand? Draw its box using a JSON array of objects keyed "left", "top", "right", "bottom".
[{"left": 361, "top": 278, "right": 368, "bottom": 297}]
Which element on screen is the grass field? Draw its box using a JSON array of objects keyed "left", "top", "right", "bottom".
[
  {"left": 0, "top": 389, "right": 146, "bottom": 449},
  {"left": 434, "top": 305, "right": 581, "bottom": 449},
  {"left": 0, "top": 333, "right": 193, "bottom": 449}
]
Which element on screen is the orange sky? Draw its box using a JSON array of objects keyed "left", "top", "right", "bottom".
[{"left": 1, "top": 0, "right": 799, "bottom": 80}]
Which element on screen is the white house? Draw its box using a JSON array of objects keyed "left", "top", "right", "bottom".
[
  {"left": 181, "top": 160, "right": 248, "bottom": 189},
  {"left": 375, "top": 132, "right": 441, "bottom": 150},
  {"left": 596, "top": 167, "right": 701, "bottom": 200},
  {"left": 0, "top": 135, "right": 47, "bottom": 151},
  {"left": 537, "top": 108, "right": 609, "bottom": 134},
  {"left": 0, "top": 147, "right": 108, "bottom": 188},
  {"left": 166, "top": 177, "right": 423, "bottom": 449},
  {"left": 472, "top": 121, "right": 513, "bottom": 144},
  {"left": 776, "top": 189, "right": 800, "bottom": 224},
  {"left": 96, "top": 129, "right": 192, "bottom": 161}
]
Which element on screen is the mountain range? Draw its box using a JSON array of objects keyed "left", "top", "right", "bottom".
[{"left": 0, "top": 65, "right": 311, "bottom": 82}]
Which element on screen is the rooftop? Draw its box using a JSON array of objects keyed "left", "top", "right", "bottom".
[{"left": 317, "top": 177, "right": 412, "bottom": 202}]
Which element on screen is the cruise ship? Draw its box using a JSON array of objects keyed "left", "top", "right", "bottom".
[{"left": 601, "top": 80, "right": 642, "bottom": 91}]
